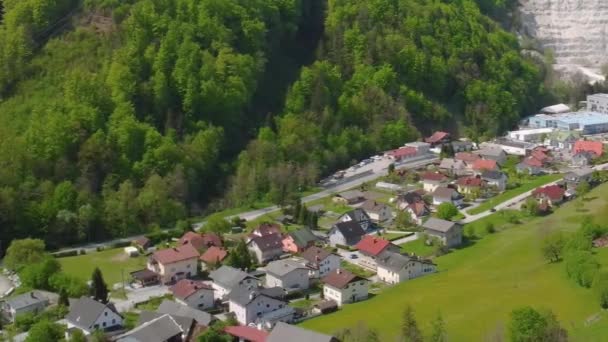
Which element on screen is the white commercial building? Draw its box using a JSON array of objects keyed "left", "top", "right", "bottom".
[{"left": 508, "top": 128, "right": 554, "bottom": 142}]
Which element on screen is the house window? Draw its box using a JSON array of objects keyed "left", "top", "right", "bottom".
[
  {"left": 112, "top": 319, "right": 116, "bottom": 324},
  {"left": 104, "top": 312, "right": 108, "bottom": 316},
  {"left": 102, "top": 322, "right": 106, "bottom": 327},
  {"left": 266, "top": 304, "right": 270, "bottom": 308}
]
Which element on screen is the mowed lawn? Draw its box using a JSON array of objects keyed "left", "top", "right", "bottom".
[
  {"left": 301, "top": 184, "right": 608, "bottom": 341},
  {"left": 467, "top": 173, "right": 562, "bottom": 215},
  {"left": 59, "top": 248, "right": 148, "bottom": 286}
]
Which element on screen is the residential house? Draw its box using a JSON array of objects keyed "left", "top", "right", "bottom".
[
  {"left": 130, "top": 269, "right": 160, "bottom": 287},
  {"left": 475, "top": 147, "right": 507, "bottom": 165},
  {"left": 116, "top": 313, "right": 190, "bottom": 342},
  {"left": 338, "top": 208, "right": 372, "bottom": 231},
  {"left": 425, "top": 131, "right": 451, "bottom": 146},
  {"left": 386, "top": 146, "right": 417, "bottom": 162},
  {"left": 147, "top": 244, "right": 200, "bottom": 284},
  {"left": 360, "top": 200, "right": 392, "bottom": 222},
  {"left": 1, "top": 290, "right": 58, "bottom": 323},
  {"left": 456, "top": 176, "right": 484, "bottom": 195},
  {"left": 454, "top": 152, "right": 480, "bottom": 165},
  {"left": 439, "top": 158, "right": 468, "bottom": 177},
  {"left": 199, "top": 246, "right": 228, "bottom": 269},
  {"left": 157, "top": 299, "right": 215, "bottom": 328},
  {"left": 248, "top": 223, "right": 282, "bottom": 241},
  {"left": 376, "top": 252, "right": 437, "bottom": 284},
  {"left": 355, "top": 235, "right": 399, "bottom": 269},
  {"left": 421, "top": 172, "right": 449, "bottom": 192},
  {"left": 328, "top": 221, "right": 366, "bottom": 247},
  {"left": 564, "top": 167, "right": 594, "bottom": 186},
  {"left": 451, "top": 140, "right": 474, "bottom": 152},
  {"left": 481, "top": 170, "right": 508, "bottom": 192},
  {"left": 471, "top": 159, "right": 498, "bottom": 174},
  {"left": 396, "top": 191, "right": 429, "bottom": 225},
  {"left": 133, "top": 237, "right": 152, "bottom": 251},
  {"left": 66, "top": 296, "right": 123, "bottom": 335},
  {"left": 300, "top": 246, "right": 341, "bottom": 278},
  {"left": 532, "top": 185, "right": 566, "bottom": 206},
  {"left": 247, "top": 233, "right": 284, "bottom": 264},
  {"left": 332, "top": 190, "right": 366, "bottom": 205},
  {"left": 200, "top": 233, "right": 223, "bottom": 248},
  {"left": 516, "top": 156, "right": 544, "bottom": 175},
  {"left": 224, "top": 326, "right": 269, "bottom": 342},
  {"left": 209, "top": 266, "right": 260, "bottom": 300},
  {"left": 228, "top": 287, "right": 292, "bottom": 326},
  {"left": 404, "top": 141, "right": 431, "bottom": 155},
  {"left": 322, "top": 269, "right": 369, "bottom": 306},
  {"left": 573, "top": 140, "right": 604, "bottom": 157},
  {"left": 171, "top": 279, "right": 214, "bottom": 310},
  {"left": 178, "top": 231, "right": 206, "bottom": 252},
  {"left": 572, "top": 151, "right": 594, "bottom": 167},
  {"left": 267, "top": 322, "right": 338, "bottom": 342},
  {"left": 431, "top": 187, "right": 463, "bottom": 207},
  {"left": 422, "top": 218, "right": 463, "bottom": 248},
  {"left": 265, "top": 259, "right": 310, "bottom": 291},
  {"left": 548, "top": 132, "right": 578, "bottom": 150},
  {"left": 282, "top": 227, "right": 318, "bottom": 253}
]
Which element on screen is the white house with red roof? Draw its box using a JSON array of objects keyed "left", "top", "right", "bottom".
[
  {"left": 147, "top": 244, "right": 200, "bottom": 284},
  {"left": 532, "top": 185, "right": 566, "bottom": 206},
  {"left": 573, "top": 140, "right": 604, "bottom": 157},
  {"left": 178, "top": 231, "right": 206, "bottom": 252},
  {"left": 456, "top": 176, "right": 484, "bottom": 195},
  {"left": 421, "top": 172, "right": 448, "bottom": 192},
  {"left": 171, "top": 279, "right": 215, "bottom": 310},
  {"left": 355, "top": 235, "right": 399, "bottom": 269},
  {"left": 425, "top": 131, "right": 450, "bottom": 146},
  {"left": 386, "top": 146, "right": 417, "bottom": 162}
]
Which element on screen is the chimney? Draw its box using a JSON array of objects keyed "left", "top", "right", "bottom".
[{"left": 249, "top": 291, "right": 258, "bottom": 300}]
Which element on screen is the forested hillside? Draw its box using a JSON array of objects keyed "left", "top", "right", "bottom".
[
  {"left": 228, "top": 0, "right": 543, "bottom": 207},
  {"left": 0, "top": 0, "right": 544, "bottom": 250}
]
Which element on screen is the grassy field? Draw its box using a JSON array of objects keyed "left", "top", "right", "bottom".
[
  {"left": 400, "top": 238, "right": 435, "bottom": 257},
  {"left": 301, "top": 183, "right": 608, "bottom": 341},
  {"left": 467, "top": 173, "right": 562, "bottom": 215},
  {"left": 59, "top": 248, "right": 148, "bottom": 285}
]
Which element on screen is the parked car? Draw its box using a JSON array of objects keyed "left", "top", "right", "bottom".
[{"left": 349, "top": 254, "right": 358, "bottom": 259}]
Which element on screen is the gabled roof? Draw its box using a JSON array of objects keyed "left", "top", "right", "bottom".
[
  {"left": 178, "top": 231, "right": 206, "bottom": 251},
  {"left": 322, "top": 269, "right": 366, "bottom": 289},
  {"left": 376, "top": 252, "right": 412, "bottom": 272},
  {"left": 133, "top": 236, "right": 151, "bottom": 248},
  {"left": 157, "top": 299, "right": 215, "bottom": 326},
  {"left": 228, "top": 286, "right": 285, "bottom": 307},
  {"left": 171, "top": 279, "right": 213, "bottom": 301},
  {"left": 521, "top": 156, "right": 543, "bottom": 168},
  {"left": 481, "top": 170, "right": 505, "bottom": 180},
  {"left": 360, "top": 200, "right": 389, "bottom": 214},
  {"left": 200, "top": 246, "right": 228, "bottom": 264},
  {"left": 532, "top": 185, "right": 565, "bottom": 201},
  {"left": 136, "top": 311, "right": 193, "bottom": 337},
  {"left": 151, "top": 244, "right": 199, "bottom": 265},
  {"left": 252, "top": 223, "right": 282, "bottom": 237},
  {"left": 117, "top": 314, "right": 183, "bottom": 342},
  {"left": 331, "top": 221, "right": 366, "bottom": 240},
  {"left": 432, "top": 186, "right": 458, "bottom": 199},
  {"left": 224, "top": 326, "right": 269, "bottom": 342},
  {"left": 355, "top": 235, "right": 392, "bottom": 256},
  {"left": 406, "top": 201, "right": 428, "bottom": 217},
  {"left": 4, "top": 290, "right": 57, "bottom": 310},
  {"left": 475, "top": 147, "right": 505, "bottom": 158},
  {"left": 66, "top": 297, "right": 119, "bottom": 330},
  {"left": 301, "top": 246, "right": 335, "bottom": 266},
  {"left": 574, "top": 140, "right": 603, "bottom": 156},
  {"left": 265, "top": 259, "right": 309, "bottom": 278},
  {"left": 201, "top": 233, "right": 222, "bottom": 247},
  {"left": 267, "top": 322, "right": 336, "bottom": 342},
  {"left": 209, "top": 265, "right": 256, "bottom": 291},
  {"left": 248, "top": 233, "right": 283, "bottom": 252},
  {"left": 287, "top": 227, "right": 318, "bottom": 248},
  {"left": 336, "top": 190, "right": 365, "bottom": 201},
  {"left": 422, "top": 218, "right": 458, "bottom": 233},
  {"left": 456, "top": 176, "right": 483, "bottom": 187},
  {"left": 398, "top": 191, "right": 424, "bottom": 205},
  {"left": 388, "top": 146, "right": 417, "bottom": 159},
  {"left": 341, "top": 208, "right": 371, "bottom": 223},
  {"left": 421, "top": 171, "right": 447, "bottom": 182},
  {"left": 454, "top": 152, "right": 480, "bottom": 163},
  {"left": 472, "top": 159, "right": 498, "bottom": 171},
  {"left": 425, "top": 131, "right": 450, "bottom": 144},
  {"left": 439, "top": 158, "right": 466, "bottom": 170}
]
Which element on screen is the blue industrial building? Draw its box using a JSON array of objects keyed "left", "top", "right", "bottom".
[{"left": 528, "top": 111, "right": 608, "bottom": 135}]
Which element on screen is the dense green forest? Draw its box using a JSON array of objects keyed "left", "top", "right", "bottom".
[{"left": 0, "top": 0, "right": 547, "bottom": 250}]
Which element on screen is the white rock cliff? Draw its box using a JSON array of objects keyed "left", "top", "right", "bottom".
[{"left": 519, "top": 0, "right": 608, "bottom": 81}]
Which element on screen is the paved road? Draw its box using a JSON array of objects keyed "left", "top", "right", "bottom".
[{"left": 460, "top": 162, "right": 608, "bottom": 224}]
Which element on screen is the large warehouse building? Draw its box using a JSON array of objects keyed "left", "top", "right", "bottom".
[{"left": 528, "top": 111, "right": 608, "bottom": 135}]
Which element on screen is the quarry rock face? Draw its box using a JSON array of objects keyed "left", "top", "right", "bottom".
[{"left": 519, "top": 0, "right": 608, "bottom": 81}]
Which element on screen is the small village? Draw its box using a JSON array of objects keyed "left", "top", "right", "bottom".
[{"left": 3, "top": 94, "right": 608, "bottom": 341}]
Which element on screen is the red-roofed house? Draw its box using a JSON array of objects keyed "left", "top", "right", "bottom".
[
  {"left": 171, "top": 279, "right": 214, "bottom": 310},
  {"left": 387, "top": 146, "right": 417, "bottom": 162},
  {"left": 147, "top": 244, "right": 200, "bottom": 284},
  {"left": 471, "top": 159, "right": 498, "bottom": 173},
  {"left": 247, "top": 223, "right": 282, "bottom": 242},
  {"left": 517, "top": 156, "right": 544, "bottom": 175},
  {"left": 456, "top": 176, "right": 484, "bottom": 194},
  {"left": 532, "top": 185, "right": 565, "bottom": 206},
  {"left": 421, "top": 172, "right": 448, "bottom": 192},
  {"left": 455, "top": 152, "right": 480, "bottom": 164},
  {"left": 573, "top": 140, "right": 603, "bottom": 157},
  {"left": 201, "top": 233, "right": 223, "bottom": 248},
  {"left": 425, "top": 131, "right": 451, "bottom": 146},
  {"left": 355, "top": 235, "right": 399, "bottom": 269},
  {"left": 224, "top": 326, "right": 269, "bottom": 342},
  {"left": 178, "top": 231, "right": 206, "bottom": 251},
  {"left": 200, "top": 246, "right": 228, "bottom": 269}
]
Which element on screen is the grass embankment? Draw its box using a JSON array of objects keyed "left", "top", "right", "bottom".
[
  {"left": 58, "top": 248, "right": 147, "bottom": 286},
  {"left": 399, "top": 239, "right": 435, "bottom": 257},
  {"left": 467, "top": 173, "right": 562, "bottom": 215},
  {"left": 301, "top": 183, "right": 608, "bottom": 341}
]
